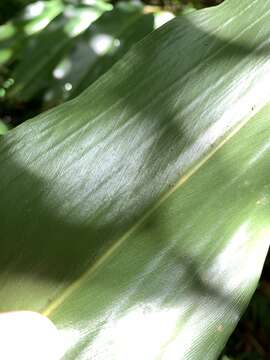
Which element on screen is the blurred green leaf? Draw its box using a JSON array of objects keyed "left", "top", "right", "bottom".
[
  {"left": 5, "top": 0, "right": 112, "bottom": 102},
  {"left": 45, "top": 1, "right": 158, "bottom": 104},
  {"left": 0, "top": 119, "right": 9, "bottom": 134},
  {"left": 0, "top": 0, "right": 64, "bottom": 67},
  {"left": 5, "top": 0, "right": 174, "bottom": 106}
]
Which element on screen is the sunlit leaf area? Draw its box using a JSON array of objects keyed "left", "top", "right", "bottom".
[{"left": 0, "top": 1, "right": 269, "bottom": 359}]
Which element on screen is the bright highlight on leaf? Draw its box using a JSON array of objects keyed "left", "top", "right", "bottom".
[{"left": 0, "top": 312, "right": 60, "bottom": 360}]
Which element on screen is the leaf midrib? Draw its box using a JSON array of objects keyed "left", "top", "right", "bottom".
[
  {"left": 40, "top": 0, "right": 269, "bottom": 317},
  {"left": 42, "top": 103, "right": 261, "bottom": 317}
]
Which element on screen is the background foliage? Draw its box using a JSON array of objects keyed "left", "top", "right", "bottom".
[{"left": 0, "top": 1, "right": 269, "bottom": 359}]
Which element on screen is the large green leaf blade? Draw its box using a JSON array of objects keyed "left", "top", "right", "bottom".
[{"left": 0, "top": 0, "right": 270, "bottom": 358}]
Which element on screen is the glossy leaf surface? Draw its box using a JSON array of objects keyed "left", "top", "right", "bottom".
[{"left": 1, "top": 0, "right": 270, "bottom": 359}]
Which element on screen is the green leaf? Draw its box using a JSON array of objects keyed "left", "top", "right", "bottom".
[
  {"left": 0, "top": 119, "right": 9, "bottom": 134},
  {"left": 1, "top": 0, "right": 270, "bottom": 359}
]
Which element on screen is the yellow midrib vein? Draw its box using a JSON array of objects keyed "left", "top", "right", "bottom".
[{"left": 42, "top": 110, "right": 257, "bottom": 317}]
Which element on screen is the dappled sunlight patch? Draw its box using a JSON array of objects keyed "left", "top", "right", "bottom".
[
  {"left": 89, "top": 34, "right": 119, "bottom": 56},
  {"left": 69, "top": 12, "right": 100, "bottom": 38},
  {"left": 202, "top": 222, "right": 270, "bottom": 295},
  {"left": 24, "top": 1, "right": 45, "bottom": 20},
  {"left": 89, "top": 304, "right": 181, "bottom": 360},
  {"left": 154, "top": 11, "right": 175, "bottom": 29},
  {"left": 64, "top": 82, "right": 73, "bottom": 92},
  {"left": 57, "top": 326, "right": 82, "bottom": 359},
  {"left": 53, "top": 58, "right": 72, "bottom": 80},
  {"left": 63, "top": 2, "right": 112, "bottom": 38},
  {"left": 23, "top": 0, "right": 64, "bottom": 35},
  {"left": 161, "top": 299, "right": 239, "bottom": 360},
  {"left": 0, "top": 311, "right": 60, "bottom": 360},
  {"left": 25, "top": 17, "right": 51, "bottom": 34}
]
